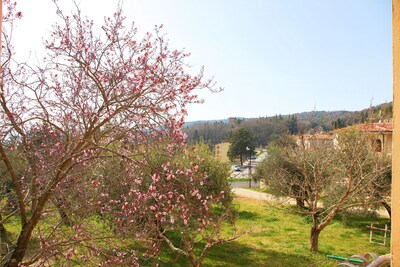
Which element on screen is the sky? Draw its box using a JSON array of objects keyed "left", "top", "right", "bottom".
[{"left": 13, "top": 0, "right": 392, "bottom": 121}]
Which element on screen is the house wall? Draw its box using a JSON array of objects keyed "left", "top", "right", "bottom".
[
  {"left": 215, "top": 142, "right": 230, "bottom": 163},
  {"left": 314, "top": 139, "right": 334, "bottom": 148},
  {"left": 384, "top": 134, "right": 392, "bottom": 154},
  {"left": 296, "top": 135, "right": 334, "bottom": 149},
  {"left": 369, "top": 133, "right": 392, "bottom": 154}
]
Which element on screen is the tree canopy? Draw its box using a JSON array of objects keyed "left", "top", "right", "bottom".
[
  {"left": 254, "top": 130, "right": 391, "bottom": 252},
  {"left": 0, "top": 2, "right": 236, "bottom": 266},
  {"left": 227, "top": 128, "right": 257, "bottom": 165},
  {"left": 184, "top": 102, "right": 393, "bottom": 147}
]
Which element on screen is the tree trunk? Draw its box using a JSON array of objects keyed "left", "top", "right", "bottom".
[
  {"left": 189, "top": 256, "right": 201, "bottom": 267},
  {"left": 0, "top": 213, "right": 7, "bottom": 235},
  {"left": 296, "top": 198, "right": 305, "bottom": 209},
  {"left": 3, "top": 217, "right": 39, "bottom": 267},
  {"left": 0, "top": 223, "right": 7, "bottom": 239},
  {"left": 187, "top": 250, "right": 199, "bottom": 267},
  {"left": 310, "top": 226, "right": 320, "bottom": 252},
  {"left": 4, "top": 194, "right": 49, "bottom": 267},
  {"left": 59, "top": 207, "right": 72, "bottom": 226},
  {"left": 0, "top": 213, "right": 10, "bottom": 243},
  {"left": 381, "top": 200, "right": 391, "bottom": 218},
  {"left": 310, "top": 212, "right": 321, "bottom": 252},
  {"left": 53, "top": 199, "right": 72, "bottom": 226}
]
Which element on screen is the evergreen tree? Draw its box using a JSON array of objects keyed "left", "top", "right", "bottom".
[{"left": 227, "top": 128, "right": 257, "bottom": 165}]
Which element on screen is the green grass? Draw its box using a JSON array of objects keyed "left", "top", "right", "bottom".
[
  {"left": 3, "top": 197, "right": 390, "bottom": 266},
  {"left": 157, "top": 197, "right": 390, "bottom": 267}
]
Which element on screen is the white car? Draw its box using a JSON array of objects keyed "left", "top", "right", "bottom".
[{"left": 233, "top": 165, "right": 241, "bottom": 171}]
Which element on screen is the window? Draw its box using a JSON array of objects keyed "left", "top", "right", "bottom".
[{"left": 374, "top": 139, "right": 382, "bottom": 152}]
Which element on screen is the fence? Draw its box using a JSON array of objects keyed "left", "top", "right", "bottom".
[{"left": 367, "top": 223, "right": 390, "bottom": 246}]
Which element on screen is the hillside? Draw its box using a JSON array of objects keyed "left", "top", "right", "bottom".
[{"left": 183, "top": 102, "right": 392, "bottom": 146}]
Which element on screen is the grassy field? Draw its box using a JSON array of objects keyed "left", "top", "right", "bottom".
[
  {"left": 157, "top": 196, "right": 390, "bottom": 267},
  {"left": 3, "top": 196, "right": 390, "bottom": 266}
]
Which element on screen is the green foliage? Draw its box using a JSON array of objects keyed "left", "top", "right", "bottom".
[
  {"left": 257, "top": 130, "right": 392, "bottom": 211},
  {"left": 3, "top": 197, "right": 390, "bottom": 266},
  {"left": 184, "top": 102, "right": 393, "bottom": 147},
  {"left": 254, "top": 129, "right": 392, "bottom": 251},
  {"left": 113, "top": 140, "right": 233, "bottom": 209},
  {"left": 332, "top": 118, "right": 346, "bottom": 129},
  {"left": 286, "top": 115, "right": 298, "bottom": 134},
  {"left": 253, "top": 135, "right": 297, "bottom": 197},
  {"left": 227, "top": 128, "right": 257, "bottom": 165},
  {"left": 189, "top": 141, "right": 233, "bottom": 206},
  {"left": 324, "top": 130, "right": 392, "bottom": 210},
  {"left": 155, "top": 198, "right": 389, "bottom": 266}
]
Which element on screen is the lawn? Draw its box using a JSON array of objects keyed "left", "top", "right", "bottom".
[
  {"left": 156, "top": 196, "right": 390, "bottom": 267},
  {"left": 3, "top": 196, "right": 390, "bottom": 266}
]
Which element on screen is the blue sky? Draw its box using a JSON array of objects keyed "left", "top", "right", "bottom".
[{"left": 14, "top": 0, "right": 392, "bottom": 121}]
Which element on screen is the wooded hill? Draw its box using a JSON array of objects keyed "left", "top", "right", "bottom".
[{"left": 183, "top": 102, "right": 393, "bottom": 147}]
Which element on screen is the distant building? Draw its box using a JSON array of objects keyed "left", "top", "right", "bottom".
[
  {"left": 215, "top": 142, "right": 230, "bottom": 163},
  {"left": 296, "top": 122, "right": 393, "bottom": 154},
  {"left": 228, "top": 117, "right": 245, "bottom": 125},
  {"left": 360, "top": 122, "right": 393, "bottom": 154},
  {"left": 228, "top": 117, "right": 237, "bottom": 125},
  {"left": 296, "top": 133, "right": 334, "bottom": 149},
  {"left": 333, "top": 122, "right": 393, "bottom": 154}
]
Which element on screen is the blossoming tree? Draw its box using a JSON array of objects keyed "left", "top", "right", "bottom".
[{"left": 0, "top": 1, "right": 237, "bottom": 266}]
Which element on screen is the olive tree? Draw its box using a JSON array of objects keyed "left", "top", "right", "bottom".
[{"left": 255, "top": 130, "right": 391, "bottom": 252}]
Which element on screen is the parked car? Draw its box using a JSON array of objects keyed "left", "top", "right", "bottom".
[{"left": 233, "top": 165, "right": 241, "bottom": 171}]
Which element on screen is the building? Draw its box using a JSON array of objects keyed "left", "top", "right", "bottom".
[
  {"left": 334, "top": 122, "right": 393, "bottom": 154},
  {"left": 228, "top": 117, "right": 238, "bottom": 125},
  {"left": 214, "top": 142, "right": 230, "bottom": 163},
  {"left": 294, "top": 122, "right": 393, "bottom": 155},
  {"left": 360, "top": 122, "right": 393, "bottom": 154},
  {"left": 295, "top": 133, "right": 334, "bottom": 149}
]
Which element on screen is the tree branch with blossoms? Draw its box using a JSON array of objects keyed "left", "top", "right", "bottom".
[{"left": 0, "top": 1, "right": 229, "bottom": 266}]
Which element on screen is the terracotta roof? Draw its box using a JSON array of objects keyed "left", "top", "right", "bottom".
[
  {"left": 361, "top": 122, "right": 393, "bottom": 133},
  {"left": 333, "top": 122, "right": 393, "bottom": 134}
]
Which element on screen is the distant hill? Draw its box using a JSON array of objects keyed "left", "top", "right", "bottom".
[
  {"left": 291, "top": 110, "right": 351, "bottom": 121},
  {"left": 184, "top": 119, "right": 228, "bottom": 127},
  {"left": 184, "top": 102, "right": 392, "bottom": 147}
]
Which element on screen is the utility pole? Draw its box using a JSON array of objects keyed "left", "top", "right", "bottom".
[{"left": 246, "top": 146, "right": 252, "bottom": 188}]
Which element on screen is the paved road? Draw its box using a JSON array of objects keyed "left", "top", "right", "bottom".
[
  {"left": 230, "top": 151, "right": 267, "bottom": 178},
  {"left": 230, "top": 180, "right": 260, "bottom": 189}
]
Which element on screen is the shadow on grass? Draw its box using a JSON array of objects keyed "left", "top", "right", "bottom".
[
  {"left": 238, "top": 211, "right": 259, "bottom": 221},
  {"left": 157, "top": 239, "right": 314, "bottom": 267},
  {"left": 206, "top": 241, "right": 314, "bottom": 267},
  {"left": 332, "top": 212, "right": 391, "bottom": 235},
  {"left": 288, "top": 207, "right": 391, "bottom": 236}
]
